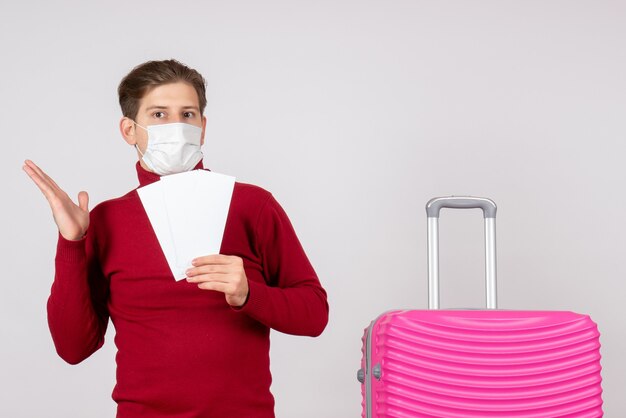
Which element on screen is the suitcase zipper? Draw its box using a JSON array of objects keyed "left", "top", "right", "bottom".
[{"left": 365, "top": 318, "right": 375, "bottom": 418}]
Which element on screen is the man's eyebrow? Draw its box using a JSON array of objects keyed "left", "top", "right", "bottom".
[{"left": 144, "top": 105, "right": 200, "bottom": 111}]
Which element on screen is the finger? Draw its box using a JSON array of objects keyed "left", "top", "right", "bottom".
[
  {"left": 46, "top": 174, "right": 62, "bottom": 190},
  {"left": 23, "top": 161, "right": 50, "bottom": 185},
  {"left": 23, "top": 163, "right": 57, "bottom": 199},
  {"left": 25, "top": 160, "right": 64, "bottom": 192},
  {"left": 196, "top": 281, "right": 231, "bottom": 293},
  {"left": 24, "top": 159, "right": 40, "bottom": 170},
  {"left": 192, "top": 254, "right": 237, "bottom": 266},
  {"left": 24, "top": 161, "right": 63, "bottom": 196},
  {"left": 186, "top": 273, "right": 231, "bottom": 284},
  {"left": 24, "top": 160, "right": 52, "bottom": 183},
  {"left": 78, "top": 191, "right": 89, "bottom": 212},
  {"left": 37, "top": 166, "right": 63, "bottom": 192},
  {"left": 186, "top": 264, "right": 233, "bottom": 276}
]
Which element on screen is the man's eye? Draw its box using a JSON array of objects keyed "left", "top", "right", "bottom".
[
  {"left": 154, "top": 111, "right": 165, "bottom": 118},
  {"left": 183, "top": 111, "right": 194, "bottom": 118}
]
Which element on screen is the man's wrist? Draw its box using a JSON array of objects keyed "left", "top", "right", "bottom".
[{"left": 231, "top": 289, "right": 250, "bottom": 310}]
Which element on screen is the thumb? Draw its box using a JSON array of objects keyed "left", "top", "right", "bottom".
[{"left": 78, "top": 191, "right": 89, "bottom": 212}]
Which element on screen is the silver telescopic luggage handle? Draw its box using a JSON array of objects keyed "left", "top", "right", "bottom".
[{"left": 426, "top": 196, "right": 498, "bottom": 310}]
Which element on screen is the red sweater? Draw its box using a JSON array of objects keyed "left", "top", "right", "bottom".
[{"left": 48, "top": 161, "right": 329, "bottom": 417}]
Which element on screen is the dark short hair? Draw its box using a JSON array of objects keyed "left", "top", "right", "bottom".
[{"left": 118, "top": 59, "right": 207, "bottom": 120}]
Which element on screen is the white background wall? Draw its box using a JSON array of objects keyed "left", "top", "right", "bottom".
[{"left": 1, "top": 1, "right": 625, "bottom": 416}]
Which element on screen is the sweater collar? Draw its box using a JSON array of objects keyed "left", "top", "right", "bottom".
[{"left": 136, "top": 160, "right": 206, "bottom": 187}]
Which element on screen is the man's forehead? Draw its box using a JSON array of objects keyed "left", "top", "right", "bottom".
[{"left": 139, "top": 82, "right": 200, "bottom": 110}]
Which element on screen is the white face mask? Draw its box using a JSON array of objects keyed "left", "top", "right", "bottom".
[{"left": 134, "top": 122, "right": 204, "bottom": 176}]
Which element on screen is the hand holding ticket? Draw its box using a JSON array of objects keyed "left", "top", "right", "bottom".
[{"left": 137, "top": 169, "right": 236, "bottom": 280}]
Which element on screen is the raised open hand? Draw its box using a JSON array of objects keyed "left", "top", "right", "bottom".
[{"left": 23, "top": 159, "right": 90, "bottom": 241}]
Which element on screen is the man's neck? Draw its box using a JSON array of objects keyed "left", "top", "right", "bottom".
[{"left": 136, "top": 159, "right": 206, "bottom": 187}]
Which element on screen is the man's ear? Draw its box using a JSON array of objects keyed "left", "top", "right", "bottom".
[
  {"left": 200, "top": 115, "right": 207, "bottom": 146},
  {"left": 120, "top": 117, "right": 136, "bottom": 145}
]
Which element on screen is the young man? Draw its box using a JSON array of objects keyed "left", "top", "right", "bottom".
[{"left": 23, "top": 59, "right": 329, "bottom": 417}]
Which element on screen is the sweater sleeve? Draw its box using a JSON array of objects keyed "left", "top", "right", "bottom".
[
  {"left": 238, "top": 194, "right": 329, "bottom": 337},
  {"left": 47, "top": 225, "right": 110, "bottom": 365}
]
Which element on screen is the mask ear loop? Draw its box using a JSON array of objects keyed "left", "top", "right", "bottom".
[
  {"left": 131, "top": 120, "right": 149, "bottom": 157},
  {"left": 134, "top": 144, "right": 145, "bottom": 157},
  {"left": 133, "top": 120, "right": 149, "bottom": 131}
]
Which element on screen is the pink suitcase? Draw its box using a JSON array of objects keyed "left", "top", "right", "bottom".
[{"left": 358, "top": 197, "right": 603, "bottom": 417}]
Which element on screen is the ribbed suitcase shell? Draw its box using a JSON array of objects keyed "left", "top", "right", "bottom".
[
  {"left": 360, "top": 309, "right": 603, "bottom": 417},
  {"left": 360, "top": 197, "right": 604, "bottom": 416}
]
